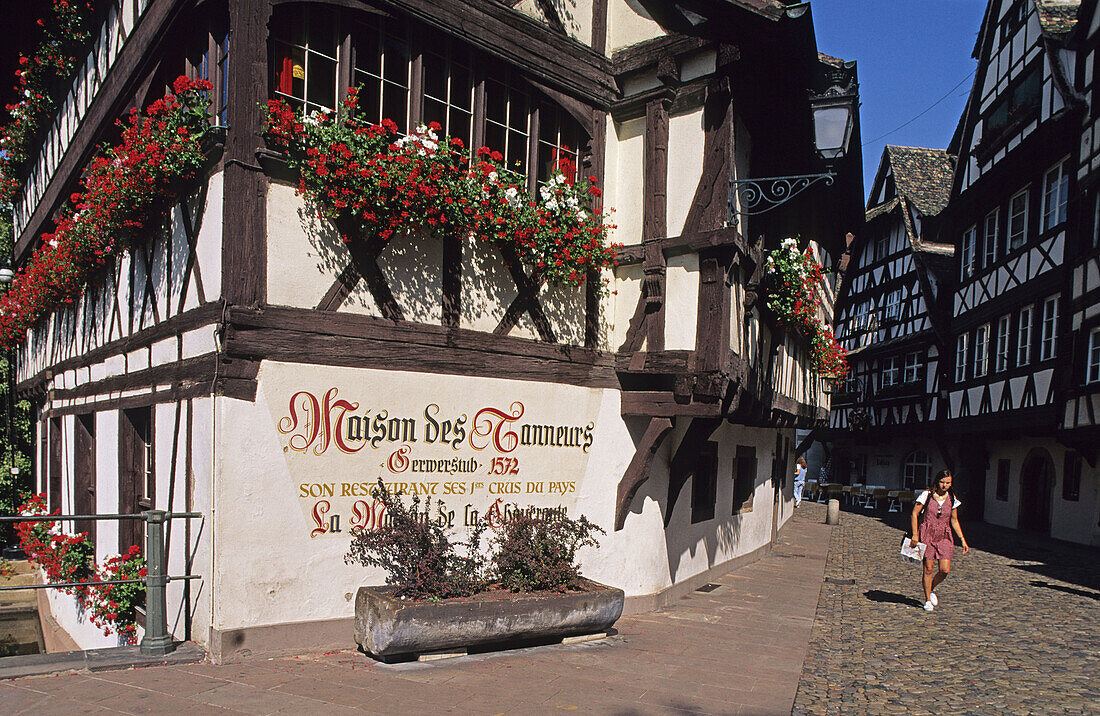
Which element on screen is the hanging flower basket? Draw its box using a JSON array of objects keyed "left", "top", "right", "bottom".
[{"left": 763, "top": 238, "right": 848, "bottom": 379}]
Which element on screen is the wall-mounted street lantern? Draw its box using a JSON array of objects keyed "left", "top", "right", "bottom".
[
  {"left": 0, "top": 267, "right": 13, "bottom": 285},
  {"left": 728, "top": 82, "right": 858, "bottom": 226}
]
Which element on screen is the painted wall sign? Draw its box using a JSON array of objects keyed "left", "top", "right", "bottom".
[{"left": 262, "top": 365, "right": 603, "bottom": 539}]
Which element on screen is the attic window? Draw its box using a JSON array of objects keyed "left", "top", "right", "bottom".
[
  {"left": 883, "top": 173, "right": 896, "bottom": 202},
  {"left": 985, "top": 65, "right": 1041, "bottom": 139}
]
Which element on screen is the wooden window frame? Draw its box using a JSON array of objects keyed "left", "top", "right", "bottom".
[
  {"left": 119, "top": 407, "right": 154, "bottom": 555},
  {"left": 48, "top": 417, "right": 62, "bottom": 515},
  {"left": 880, "top": 356, "right": 898, "bottom": 388},
  {"left": 689, "top": 441, "right": 719, "bottom": 524},
  {"left": 1017, "top": 306, "right": 1032, "bottom": 366},
  {"left": 74, "top": 414, "right": 97, "bottom": 551},
  {"left": 955, "top": 333, "right": 968, "bottom": 383},
  {"left": 270, "top": 5, "right": 589, "bottom": 196},
  {"left": 996, "top": 315, "right": 1010, "bottom": 373},
  {"left": 974, "top": 323, "right": 990, "bottom": 378},
  {"left": 983, "top": 208, "right": 999, "bottom": 268},
  {"left": 960, "top": 226, "right": 977, "bottom": 280},
  {"left": 902, "top": 450, "right": 931, "bottom": 490},
  {"left": 903, "top": 351, "right": 922, "bottom": 384},
  {"left": 1009, "top": 188, "right": 1028, "bottom": 249},
  {"left": 732, "top": 445, "right": 756, "bottom": 514},
  {"left": 1040, "top": 296, "right": 1058, "bottom": 361},
  {"left": 1042, "top": 158, "right": 1070, "bottom": 233},
  {"left": 1088, "top": 326, "right": 1100, "bottom": 384}
]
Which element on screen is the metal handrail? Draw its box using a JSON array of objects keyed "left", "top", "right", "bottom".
[
  {"left": 0, "top": 509, "right": 203, "bottom": 656},
  {"left": 0, "top": 511, "right": 202, "bottom": 523},
  {"left": 0, "top": 575, "right": 202, "bottom": 591}
]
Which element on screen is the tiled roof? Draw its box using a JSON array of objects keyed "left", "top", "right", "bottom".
[
  {"left": 1034, "top": 0, "right": 1079, "bottom": 35},
  {"left": 884, "top": 146, "right": 955, "bottom": 217}
]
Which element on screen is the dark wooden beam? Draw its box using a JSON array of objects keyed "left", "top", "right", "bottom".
[
  {"left": 225, "top": 305, "right": 616, "bottom": 388},
  {"left": 611, "top": 35, "right": 709, "bottom": 76},
  {"left": 680, "top": 78, "right": 733, "bottom": 236},
  {"left": 620, "top": 391, "right": 722, "bottom": 417},
  {"left": 643, "top": 96, "right": 671, "bottom": 352},
  {"left": 16, "top": 303, "right": 223, "bottom": 395},
  {"left": 383, "top": 0, "right": 615, "bottom": 106},
  {"left": 614, "top": 416, "right": 673, "bottom": 531},
  {"left": 442, "top": 236, "right": 462, "bottom": 329},
  {"left": 591, "top": 0, "right": 608, "bottom": 56},
  {"left": 221, "top": 0, "right": 272, "bottom": 308},
  {"left": 50, "top": 353, "right": 259, "bottom": 401}
]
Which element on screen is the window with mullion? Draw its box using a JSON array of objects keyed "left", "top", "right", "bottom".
[
  {"left": 272, "top": 7, "right": 340, "bottom": 116},
  {"left": 537, "top": 103, "right": 583, "bottom": 185},
  {"left": 983, "top": 208, "right": 998, "bottom": 267},
  {"left": 880, "top": 356, "right": 898, "bottom": 388},
  {"left": 974, "top": 323, "right": 990, "bottom": 377},
  {"left": 961, "top": 226, "right": 977, "bottom": 280},
  {"left": 903, "top": 351, "right": 921, "bottom": 384},
  {"left": 1009, "top": 188, "right": 1028, "bottom": 249},
  {"left": 421, "top": 33, "right": 473, "bottom": 148},
  {"left": 352, "top": 16, "right": 411, "bottom": 133},
  {"left": 485, "top": 73, "right": 530, "bottom": 176},
  {"left": 996, "top": 315, "right": 1010, "bottom": 372},
  {"left": 955, "top": 333, "right": 968, "bottom": 383},
  {"left": 1042, "top": 159, "right": 1069, "bottom": 232},
  {"left": 1088, "top": 327, "right": 1100, "bottom": 384},
  {"left": 1017, "top": 306, "right": 1032, "bottom": 366},
  {"left": 1040, "top": 296, "right": 1059, "bottom": 361}
]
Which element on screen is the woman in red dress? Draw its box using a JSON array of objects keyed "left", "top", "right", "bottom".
[{"left": 909, "top": 469, "right": 970, "bottom": 611}]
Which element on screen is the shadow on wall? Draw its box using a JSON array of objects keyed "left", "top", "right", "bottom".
[{"left": 619, "top": 418, "right": 745, "bottom": 584}]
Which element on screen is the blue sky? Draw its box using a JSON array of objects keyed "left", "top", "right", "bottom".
[{"left": 810, "top": 0, "right": 989, "bottom": 194}]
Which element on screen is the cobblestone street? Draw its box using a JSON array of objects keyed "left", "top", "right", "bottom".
[{"left": 792, "top": 502, "right": 1100, "bottom": 715}]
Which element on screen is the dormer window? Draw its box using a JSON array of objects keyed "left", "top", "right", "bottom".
[{"left": 984, "top": 64, "right": 1040, "bottom": 139}]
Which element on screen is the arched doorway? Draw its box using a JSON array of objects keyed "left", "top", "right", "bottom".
[{"left": 1018, "top": 448, "right": 1055, "bottom": 534}]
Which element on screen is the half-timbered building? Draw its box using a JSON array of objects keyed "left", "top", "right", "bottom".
[
  {"left": 942, "top": 0, "right": 1100, "bottom": 544},
  {"left": 824, "top": 146, "right": 955, "bottom": 490},
  {"left": 9, "top": 0, "right": 862, "bottom": 659}
]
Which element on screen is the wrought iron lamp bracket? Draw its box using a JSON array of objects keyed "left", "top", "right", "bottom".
[{"left": 727, "top": 171, "right": 835, "bottom": 228}]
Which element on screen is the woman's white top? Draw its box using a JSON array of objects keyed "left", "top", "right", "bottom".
[{"left": 915, "top": 490, "right": 961, "bottom": 509}]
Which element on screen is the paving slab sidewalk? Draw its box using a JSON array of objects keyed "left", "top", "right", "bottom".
[{"left": 0, "top": 510, "right": 832, "bottom": 715}]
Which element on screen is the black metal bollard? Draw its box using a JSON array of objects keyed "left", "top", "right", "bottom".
[{"left": 140, "top": 510, "right": 174, "bottom": 656}]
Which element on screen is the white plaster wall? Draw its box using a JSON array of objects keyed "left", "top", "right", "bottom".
[
  {"left": 461, "top": 236, "right": 518, "bottom": 333},
  {"left": 188, "top": 172, "right": 224, "bottom": 312},
  {"left": 609, "top": 0, "right": 665, "bottom": 52},
  {"left": 378, "top": 230, "right": 443, "bottom": 324},
  {"left": 610, "top": 263, "right": 643, "bottom": 350},
  {"left": 609, "top": 118, "right": 645, "bottom": 246},
  {"left": 665, "top": 253, "right": 699, "bottom": 350},
  {"left": 266, "top": 182, "right": 353, "bottom": 310},
  {"left": 981, "top": 437, "right": 1100, "bottom": 545},
  {"left": 514, "top": 0, "right": 594, "bottom": 46},
  {"left": 667, "top": 108, "right": 705, "bottom": 238},
  {"left": 207, "top": 362, "right": 789, "bottom": 633}
]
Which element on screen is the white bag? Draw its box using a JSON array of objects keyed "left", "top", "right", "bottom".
[{"left": 900, "top": 537, "right": 926, "bottom": 563}]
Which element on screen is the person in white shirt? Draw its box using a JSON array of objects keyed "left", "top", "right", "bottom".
[{"left": 909, "top": 469, "right": 970, "bottom": 611}]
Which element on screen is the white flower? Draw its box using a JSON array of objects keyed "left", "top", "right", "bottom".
[
  {"left": 545, "top": 198, "right": 559, "bottom": 211},
  {"left": 576, "top": 209, "right": 588, "bottom": 222},
  {"left": 488, "top": 171, "right": 498, "bottom": 184},
  {"left": 504, "top": 186, "right": 521, "bottom": 207},
  {"left": 539, "top": 185, "right": 552, "bottom": 201}
]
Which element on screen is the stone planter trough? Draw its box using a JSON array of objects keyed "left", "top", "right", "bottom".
[{"left": 354, "top": 579, "right": 625, "bottom": 661}]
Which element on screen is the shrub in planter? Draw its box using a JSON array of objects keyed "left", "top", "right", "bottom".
[
  {"left": 491, "top": 513, "right": 604, "bottom": 593},
  {"left": 344, "top": 480, "right": 488, "bottom": 600}
]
